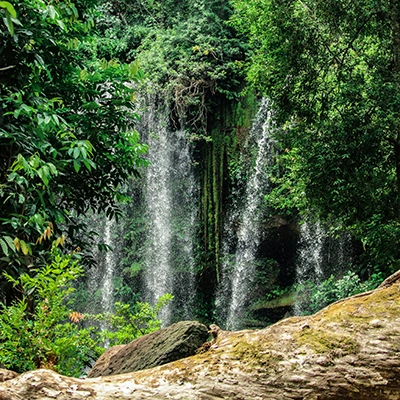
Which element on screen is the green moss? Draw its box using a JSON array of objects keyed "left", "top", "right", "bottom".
[
  {"left": 315, "top": 284, "right": 400, "bottom": 325},
  {"left": 229, "top": 340, "right": 283, "bottom": 369},
  {"left": 295, "top": 327, "right": 359, "bottom": 356}
]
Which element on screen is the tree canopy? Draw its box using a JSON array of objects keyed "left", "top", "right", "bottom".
[
  {"left": 231, "top": 0, "right": 400, "bottom": 274},
  {"left": 0, "top": 0, "right": 148, "bottom": 301}
]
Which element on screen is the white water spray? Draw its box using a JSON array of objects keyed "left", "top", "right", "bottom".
[
  {"left": 222, "top": 98, "right": 275, "bottom": 330},
  {"left": 141, "top": 102, "right": 197, "bottom": 325}
]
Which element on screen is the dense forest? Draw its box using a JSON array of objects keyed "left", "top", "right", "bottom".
[{"left": 0, "top": 0, "right": 399, "bottom": 377}]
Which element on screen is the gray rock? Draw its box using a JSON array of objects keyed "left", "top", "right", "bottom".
[{"left": 87, "top": 320, "right": 209, "bottom": 377}]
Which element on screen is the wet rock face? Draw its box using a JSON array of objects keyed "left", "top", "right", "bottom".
[
  {"left": 87, "top": 320, "right": 209, "bottom": 377},
  {"left": 1, "top": 272, "right": 400, "bottom": 399}
]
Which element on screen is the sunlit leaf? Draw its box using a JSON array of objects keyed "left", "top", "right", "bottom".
[{"left": 0, "top": 1, "right": 16, "bottom": 18}]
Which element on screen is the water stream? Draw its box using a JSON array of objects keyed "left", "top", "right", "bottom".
[
  {"left": 140, "top": 102, "right": 197, "bottom": 325},
  {"left": 217, "top": 98, "right": 275, "bottom": 330}
]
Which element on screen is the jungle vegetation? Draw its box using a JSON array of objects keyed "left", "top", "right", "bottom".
[{"left": 1, "top": 0, "right": 399, "bottom": 376}]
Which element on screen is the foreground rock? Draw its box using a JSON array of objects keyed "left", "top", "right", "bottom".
[
  {"left": 88, "top": 320, "right": 209, "bottom": 377},
  {"left": 0, "top": 369, "right": 18, "bottom": 383},
  {"left": 1, "top": 272, "right": 400, "bottom": 399}
]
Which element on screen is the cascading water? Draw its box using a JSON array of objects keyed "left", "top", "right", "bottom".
[
  {"left": 85, "top": 215, "right": 118, "bottom": 316},
  {"left": 294, "top": 220, "right": 353, "bottom": 315},
  {"left": 293, "top": 221, "right": 325, "bottom": 315},
  {"left": 101, "top": 218, "right": 117, "bottom": 314},
  {"left": 85, "top": 99, "right": 198, "bottom": 326},
  {"left": 143, "top": 110, "right": 174, "bottom": 324},
  {"left": 217, "top": 98, "right": 275, "bottom": 330},
  {"left": 140, "top": 101, "right": 197, "bottom": 325}
]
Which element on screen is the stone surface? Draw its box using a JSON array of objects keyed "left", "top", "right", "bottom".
[
  {"left": 0, "top": 369, "right": 18, "bottom": 383},
  {"left": 87, "top": 320, "right": 209, "bottom": 377},
  {"left": 1, "top": 272, "right": 400, "bottom": 399}
]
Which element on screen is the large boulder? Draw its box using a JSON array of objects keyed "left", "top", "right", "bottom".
[
  {"left": 1, "top": 271, "right": 400, "bottom": 399},
  {"left": 87, "top": 320, "right": 209, "bottom": 377}
]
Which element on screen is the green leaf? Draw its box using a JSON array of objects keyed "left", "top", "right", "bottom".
[
  {"left": 34, "top": 54, "right": 46, "bottom": 69},
  {"left": 3, "top": 236, "right": 15, "bottom": 252},
  {"left": 37, "top": 166, "right": 49, "bottom": 186},
  {"left": 0, "top": 239, "right": 9, "bottom": 256},
  {"left": 56, "top": 19, "right": 65, "bottom": 31},
  {"left": 48, "top": 5, "right": 56, "bottom": 19},
  {"left": 83, "top": 159, "right": 91, "bottom": 171},
  {"left": 3, "top": 12, "right": 14, "bottom": 35},
  {"left": 19, "top": 240, "right": 29, "bottom": 255},
  {"left": 48, "top": 163, "right": 57, "bottom": 175},
  {"left": 73, "top": 160, "right": 80, "bottom": 173},
  {"left": 0, "top": 2, "right": 16, "bottom": 18}
]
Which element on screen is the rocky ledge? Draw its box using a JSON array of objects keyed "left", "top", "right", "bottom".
[{"left": 1, "top": 271, "right": 400, "bottom": 399}]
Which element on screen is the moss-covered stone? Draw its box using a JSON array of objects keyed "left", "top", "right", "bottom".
[{"left": 3, "top": 273, "right": 400, "bottom": 399}]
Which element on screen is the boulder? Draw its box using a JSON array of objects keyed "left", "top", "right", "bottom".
[
  {"left": 1, "top": 271, "right": 400, "bottom": 399},
  {"left": 87, "top": 320, "right": 209, "bottom": 377}
]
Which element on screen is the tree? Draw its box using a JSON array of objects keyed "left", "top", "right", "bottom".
[
  {"left": 0, "top": 0, "right": 148, "bottom": 302},
  {"left": 230, "top": 0, "right": 400, "bottom": 274},
  {"left": 89, "top": 0, "right": 247, "bottom": 133}
]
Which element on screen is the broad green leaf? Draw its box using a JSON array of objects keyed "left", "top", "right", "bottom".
[
  {"left": 0, "top": 1, "right": 16, "bottom": 18},
  {"left": 48, "top": 163, "right": 57, "bottom": 175},
  {"left": 73, "top": 147, "right": 80, "bottom": 159},
  {"left": 3, "top": 236, "right": 15, "bottom": 251},
  {"left": 56, "top": 19, "right": 65, "bottom": 31},
  {"left": 48, "top": 5, "right": 56, "bottom": 19},
  {"left": 37, "top": 166, "right": 49, "bottom": 186},
  {"left": 83, "top": 159, "right": 91, "bottom": 171}
]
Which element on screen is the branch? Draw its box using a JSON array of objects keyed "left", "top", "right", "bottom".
[{"left": 0, "top": 65, "right": 16, "bottom": 71}]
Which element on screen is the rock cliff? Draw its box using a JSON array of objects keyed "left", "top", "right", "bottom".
[{"left": 0, "top": 271, "right": 399, "bottom": 399}]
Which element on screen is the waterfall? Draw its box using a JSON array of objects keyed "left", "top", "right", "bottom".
[
  {"left": 294, "top": 221, "right": 352, "bottom": 315},
  {"left": 218, "top": 98, "right": 275, "bottom": 330},
  {"left": 101, "top": 218, "right": 116, "bottom": 314},
  {"left": 141, "top": 101, "right": 197, "bottom": 325},
  {"left": 85, "top": 215, "right": 118, "bottom": 315},
  {"left": 84, "top": 99, "right": 198, "bottom": 326},
  {"left": 293, "top": 221, "right": 325, "bottom": 315},
  {"left": 143, "top": 109, "right": 174, "bottom": 324}
]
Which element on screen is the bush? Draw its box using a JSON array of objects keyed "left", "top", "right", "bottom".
[
  {"left": 296, "top": 270, "right": 385, "bottom": 315},
  {"left": 0, "top": 245, "right": 171, "bottom": 376},
  {"left": 0, "top": 245, "right": 100, "bottom": 376}
]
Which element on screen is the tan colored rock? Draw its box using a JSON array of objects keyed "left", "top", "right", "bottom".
[
  {"left": 0, "top": 369, "right": 18, "bottom": 383},
  {"left": 1, "top": 271, "right": 400, "bottom": 399}
]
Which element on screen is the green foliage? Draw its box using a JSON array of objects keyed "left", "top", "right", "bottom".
[
  {"left": 0, "top": 245, "right": 172, "bottom": 376},
  {"left": 0, "top": 0, "right": 149, "bottom": 299},
  {"left": 0, "top": 245, "right": 101, "bottom": 376},
  {"left": 297, "top": 271, "right": 385, "bottom": 315},
  {"left": 90, "top": 294, "right": 173, "bottom": 346},
  {"left": 89, "top": 0, "right": 248, "bottom": 133},
  {"left": 231, "top": 0, "right": 400, "bottom": 274}
]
